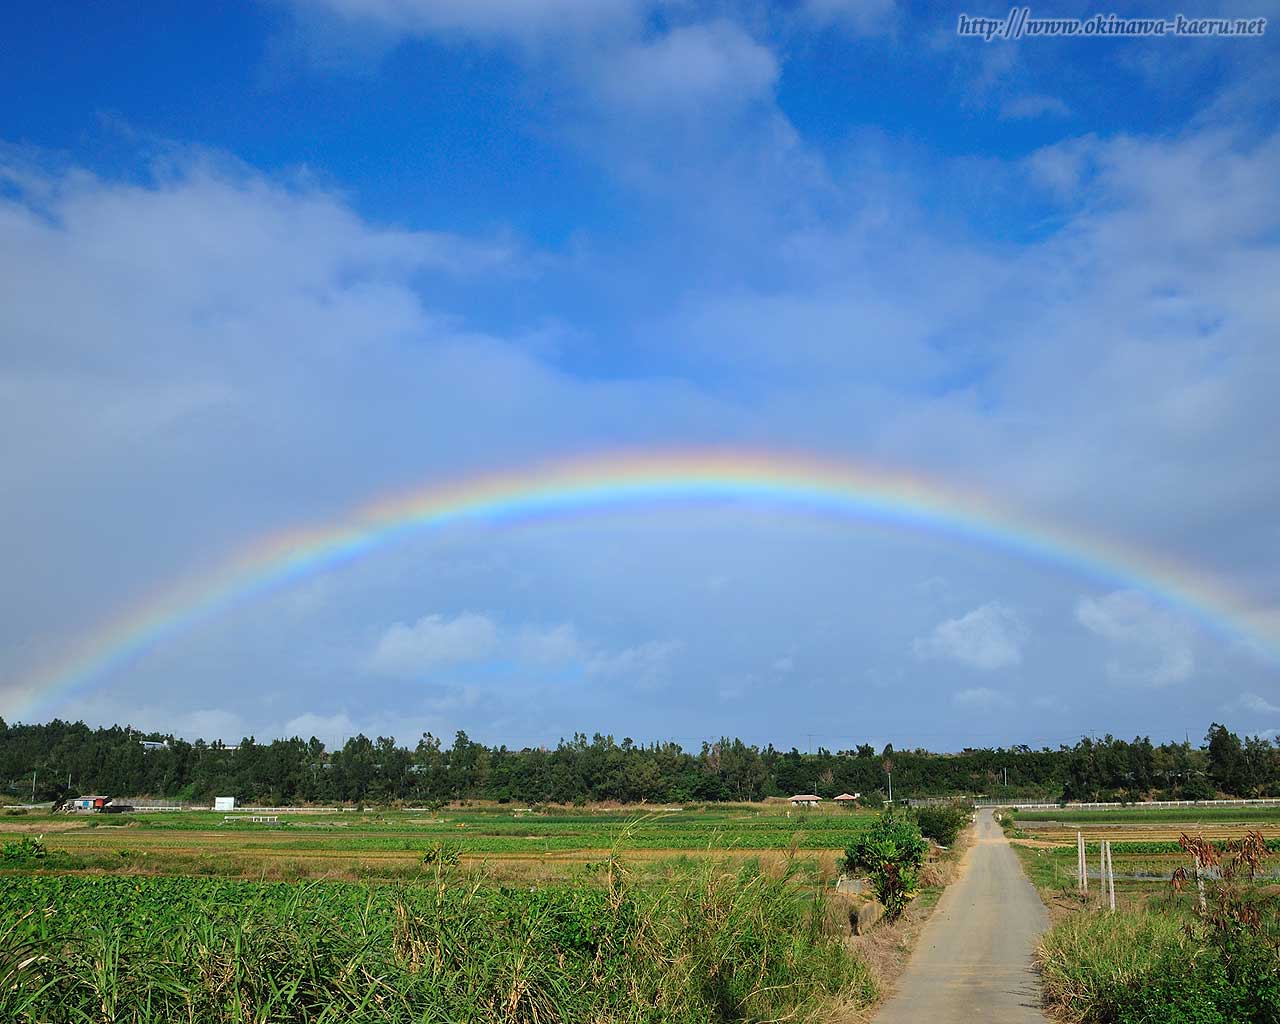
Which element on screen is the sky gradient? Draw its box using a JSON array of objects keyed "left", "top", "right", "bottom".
[{"left": 2, "top": 1, "right": 1278, "bottom": 752}]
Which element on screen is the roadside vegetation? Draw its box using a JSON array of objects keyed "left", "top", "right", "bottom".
[
  {"left": 1007, "top": 804, "right": 1280, "bottom": 1022},
  {"left": 842, "top": 807, "right": 939, "bottom": 920},
  {"left": 0, "top": 860, "right": 878, "bottom": 1024}
]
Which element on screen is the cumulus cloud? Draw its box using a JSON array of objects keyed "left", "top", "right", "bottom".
[
  {"left": 913, "top": 603, "right": 1027, "bottom": 670},
  {"left": 1231, "top": 692, "right": 1280, "bottom": 716},
  {"left": 1075, "top": 591, "right": 1196, "bottom": 686},
  {"left": 4, "top": 16, "right": 1280, "bottom": 750},
  {"left": 284, "top": 710, "right": 358, "bottom": 739},
  {"left": 597, "top": 21, "right": 778, "bottom": 111},
  {"left": 364, "top": 613, "right": 680, "bottom": 692},
  {"left": 369, "top": 613, "right": 499, "bottom": 676},
  {"left": 586, "top": 639, "right": 682, "bottom": 690}
]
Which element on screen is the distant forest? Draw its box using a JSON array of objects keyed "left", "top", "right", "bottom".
[{"left": 2, "top": 719, "right": 1277, "bottom": 806}]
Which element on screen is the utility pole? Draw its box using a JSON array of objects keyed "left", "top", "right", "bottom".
[{"left": 31, "top": 768, "right": 37, "bottom": 802}]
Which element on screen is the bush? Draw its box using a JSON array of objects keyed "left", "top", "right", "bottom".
[
  {"left": 912, "top": 803, "right": 968, "bottom": 846},
  {"left": 842, "top": 808, "right": 927, "bottom": 920}
]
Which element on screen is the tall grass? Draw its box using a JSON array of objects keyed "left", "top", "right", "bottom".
[
  {"left": 1038, "top": 909, "right": 1280, "bottom": 1024},
  {"left": 1, "top": 857, "right": 876, "bottom": 1023}
]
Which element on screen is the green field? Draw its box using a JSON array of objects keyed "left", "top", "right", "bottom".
[
  {"left": 1008, "top": 804, "right": 1280, "bottom": 1023},
  {"left": 0, "top": 864, "right": 877, "bottom": 1023},
  {"left": 1, "top": 805, "right": 878, "bottom": 883},
  {"left": 0, "top": 804, "right": 960, "bottom": 1021}
]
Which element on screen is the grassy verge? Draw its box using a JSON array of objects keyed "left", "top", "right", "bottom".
[
  {"left": 1037, "top": 908, "right": 1280, "bottom": 1023},
  {"left": 1017, "top": 818, "right": 1280, "bottom": 1024},
  {"left": 1, "top": 859, "right": 877, "bottom": 1024}
]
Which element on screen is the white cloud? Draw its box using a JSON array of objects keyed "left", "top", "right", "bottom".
[
  {"left": 369, "top": 613, "right": 499, "bottom": 676},
  {"left": 364, "top": 612, "right": 680, "bottom": 691},
  {"left": 1000, "top": 94, "right": 1071, "bottom": 120},
  {"left": 284, "top": 710, "right": 357, "bottom": 739},
  {"left": 1231, "top": 692, "right": 1280, "bottom": 716},
  {"left": 586, "top": 639, "right": 682, "bottom": 690},
  {"left": 913, "top": 603, "right": 1027, "bottom": 670},
  {"left": 511, "top": 622, "right": 586, "bottom": 664},
  {"left": 598, "top": 22, "right": 778, "bottom": 111},
  {"left": 1076, "top": 591, "right": 1196, "bottom": 686}
]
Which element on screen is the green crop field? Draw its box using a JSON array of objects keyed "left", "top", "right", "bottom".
[
  {"left": 1, "top": 804, "right": 877, "bottom": 883},
  {"left": 0, "top": 866, "right": 877, "bottom": 1023}
]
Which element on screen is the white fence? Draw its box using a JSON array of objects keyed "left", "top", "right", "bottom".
[{"left": 973, "top": 798, "right": 1280, "bottom": 810}]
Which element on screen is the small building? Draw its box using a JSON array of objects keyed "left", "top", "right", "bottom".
[
  {"left": 788, "top": 794, "right": 822, "bottom": 807},
  {"left": 69, "top": 795, "right": 111, "bottom": 813},
  {"left": 833, "top": 793, "right": 861, "bottom": 804},
  {"left": 214, "top": 796, "right": 236, "bottom": 812},
  {"left": 139, "top": 740, "right": 168, "bottom": 752}
]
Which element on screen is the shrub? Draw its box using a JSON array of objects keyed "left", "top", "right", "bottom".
[
  {"left": 912, "top": 803, "right": 968, "bottom": 847},
  {"left": 842, "top": 808, "right": 927, "bottom": 920}
]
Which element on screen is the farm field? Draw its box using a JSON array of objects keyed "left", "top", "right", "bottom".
[
  {"left": 1006, "top": 805, "right": 1280, "bottom": 896},
  {"left": 0, "top": 804, "right": 876, "bottom": 883},
  {"left": 0, "top": 864, "right": 877, "bottom": 1023},
  {"left": 0, "top": 804, "right": 963, "bottom": 1022},
  {"left": 1007, "top": 805, "right": 1280, "bottom": 1023}
]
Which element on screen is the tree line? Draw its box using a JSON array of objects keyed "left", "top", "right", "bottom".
[{"left": 1, "top": 718, "right": 1277, "bottom": 806}]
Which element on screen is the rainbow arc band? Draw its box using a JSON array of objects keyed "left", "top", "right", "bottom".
[{"left": 9, "top": 448, "right": 1276, "bottom": 718}]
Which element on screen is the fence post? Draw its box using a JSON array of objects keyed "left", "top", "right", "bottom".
[{"left": 1106, "top": 841, "right": 1115, "bottom": 912}]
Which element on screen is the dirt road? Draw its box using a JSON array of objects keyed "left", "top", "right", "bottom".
[{"left": 873, "top": 808, "right": 1049, "bottom": 1023}]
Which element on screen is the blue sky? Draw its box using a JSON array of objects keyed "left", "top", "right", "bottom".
[{"left": 2, "top": 1, "right": 1278, "bottom": 751}]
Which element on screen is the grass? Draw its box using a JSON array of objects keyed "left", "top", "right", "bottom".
[
  {"left": 1018, "top": 807, "right": 1280, "bottom": 1023},
  {"left": 1038, "top": 909, "right": 1199, "bottom": 1020},
  {"left": 0, "top": 859, "right": 878, "bottom": 1023}
]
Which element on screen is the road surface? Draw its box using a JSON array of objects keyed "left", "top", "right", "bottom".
[{"left": 873, "top": 808, "right": 1050, "bottom": 1023}]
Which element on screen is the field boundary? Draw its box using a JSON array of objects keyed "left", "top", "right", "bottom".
[{"left": 975, "top": 798, "right": 1280, "bottom": 810}]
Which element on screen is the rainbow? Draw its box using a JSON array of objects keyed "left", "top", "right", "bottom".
[{"left": 8, "top": 447, "right": 1277, "bottom": 719}]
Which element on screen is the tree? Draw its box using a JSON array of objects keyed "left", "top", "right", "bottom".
[{"left": 1206, "top": 723, "right": 1246, "bottom": 795}]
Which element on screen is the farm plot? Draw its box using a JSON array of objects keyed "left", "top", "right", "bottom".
[
  {"left": 1007, "top": 805, "right": 1280, "bottom": 906},
  {"left": 3, "top": 805, "right": 875, "bottom": 882},
  {"left": 0, "top": 867, "right": 877, "bottom": 1023}
]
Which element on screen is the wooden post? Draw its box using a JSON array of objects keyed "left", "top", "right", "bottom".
[
  {"left": 1078, "top": 831, "right": 1088, "bottom": 894},
  {"left": 1099, "top": 839, "right": 1105, "bottom": 903},
  {"left": 1106, "top": 841, "right": 1116, "bottom": 912}
]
